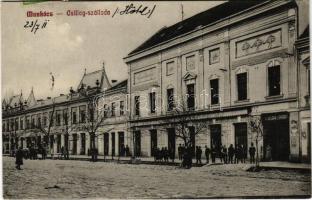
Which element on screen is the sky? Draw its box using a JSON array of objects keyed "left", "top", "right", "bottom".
[
  {"left": 1, "top": 1, "right": 309, "bottom": 101},
  {"left": 1, "top": 1, "right": 223, "bottom": 100}
]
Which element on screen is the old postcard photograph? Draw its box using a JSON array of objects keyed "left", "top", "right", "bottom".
[{"left": 1, "top": 0, "right": 311, "bottom": 198}]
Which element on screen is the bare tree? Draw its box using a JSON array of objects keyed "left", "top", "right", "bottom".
[
  {"left": 62, "top": 107, "right": 76, "bottom": 159},
  {"left": 162, "top": 95, "right": 207, "bottom": 148},
  {"left": 9, "top": 120, "right": 19, "bottom": 156},
  {"left": 33, "top": 100, "right": 56, "bottom": 155},
  {"left": 77, "top": 84, "right": 114, "bottom": 161},
  {"left": 249, "top": 116, "right": 264, "bottom": 167}
]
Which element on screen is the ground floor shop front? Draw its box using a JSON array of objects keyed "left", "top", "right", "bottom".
[
  {"left": 128, "top": 105, "right": 308, "bottom": 162},
  {"left": 3, "top": 106, "right": 310, "bottom": 163}
]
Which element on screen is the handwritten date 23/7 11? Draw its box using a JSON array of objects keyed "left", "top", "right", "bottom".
[{"left": 24, "top": 19, "right": 49, "bottom": 34}]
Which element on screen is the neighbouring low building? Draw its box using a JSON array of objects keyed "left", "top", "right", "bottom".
[{"left": 2, "top": 66, "right": 130, "bottom": 157}]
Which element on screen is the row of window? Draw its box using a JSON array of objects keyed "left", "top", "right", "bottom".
[
  {"left": 104, "top": 101, "right": 125, "bottom": 117},
  {"left": 134, "top": 65, "right": 281, "bottom": 115},
  {"left": 3, "top": 100, "right": 126, "bottom": 132}
]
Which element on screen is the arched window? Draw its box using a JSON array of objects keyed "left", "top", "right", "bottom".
[{"left": 267, "top": 60, "right": 281, "bottom": 96}]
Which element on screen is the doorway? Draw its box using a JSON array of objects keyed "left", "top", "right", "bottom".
[
  {"left": 167, "top": 128, "right": 176, "bottom": 158},
  {"left": 134, "top": 131, "right": 141, "bottom": 157},
  {"left": 234, "top": 123, "right": 247, "bottom": 149},
  {"left": 210, "top": 124, "right": 222, "bottom": 155},
  {"left": 262, "top": 113, "right": 289, "bottom": 161},
  {"left": 64, "top": 134, "right": 69, "bottom": 152},
  {"left": 150, "top": 130, "right": 157, "bottom": 156},
  {"left": 57, "top": 135, "right": 61, "bottom": 153},
  {"left": 80, "top": 133, "right": 86, "bottom": 155},
  {"left": 111, "top": 132, "right": 115, "bottom": 156},
  {"left": 118, "top": 132, "right": 125, "bottom": 156},
  {"left": 104, "top": 133, "right": 109, "bottom": 156},
  {"left": 72, "top": 134, "right": 77, "bottom": 155},
  {"left": 188, "top": 126, "right": 196, "bottom": 157},
  {"left": 49, "top": 135, "right": 54, "bottom": 150}
]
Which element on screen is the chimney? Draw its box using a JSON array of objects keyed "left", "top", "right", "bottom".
[{"left": 112, "top": 80, "right": 117, "bottom": 84}]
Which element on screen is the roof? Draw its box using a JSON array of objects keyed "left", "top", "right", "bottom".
[
  {"left": 128, "top": 0, "right": 295, "bottom": 55},
  {"left": 78, "top": 70, "right": 103, "bottom": 90},
  {"left": 54, "top": 95, "right": 70, "bottom": 104},
  {"left": 106, "top": 79, "right": 127, "bottom": 93},
  {"left": 8, "top": 94, "right": 23, "bottom": 107},
  {"left": 77, "top": 67, "right": 112, "bottom": 91},
  {"left": 299, "top": 25, "right": 309, "bottom": 39},
  {"left": 27, "top": 89, "right": 36, "bottom": 108}
]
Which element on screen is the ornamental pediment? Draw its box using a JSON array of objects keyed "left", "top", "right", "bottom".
[{"left": 183, "top": 72, "right": 197, "bottom": 81}]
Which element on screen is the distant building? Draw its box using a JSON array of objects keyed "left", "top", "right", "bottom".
[
  {"left": 124, "top": 0, "right": 310, "bottom": 162},
  {"left": 2, "top": 66, "right": 129, "bottom": 157}
]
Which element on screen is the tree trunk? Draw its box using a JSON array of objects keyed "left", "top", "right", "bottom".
[
  {"left": 90, "top": 133, "right": 96, "bottom": 149},
  {"left": 256, "top": 138, "right": 259, "bottom": 167}
]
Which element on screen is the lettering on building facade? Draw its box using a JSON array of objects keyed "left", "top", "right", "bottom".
[{"left": 236, "top": 29, "right": 282, "bottom": 58}]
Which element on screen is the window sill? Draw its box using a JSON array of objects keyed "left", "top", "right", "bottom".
[
  {"left": 166, "top": 110, "right": 176, "bottom": 115},
  {"left": 265, "top": 94, "right": 284, "bottom": 100},
  {"left": 234, "top": 99, "right": 250, "bottom": 104}
]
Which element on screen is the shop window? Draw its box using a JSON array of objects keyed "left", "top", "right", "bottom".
[
  {"left": 268, "top": 65, "right": 280, "bottom": 96},
  {"left": 149, "top": 92, "right": 156, "bottom": 113},
  {"left": 237, "top": 72, "right": 247, "bottom": 100},
  {"left": 71, "top": 107, "right": 77, "bottom": 124},
  {"left": 167, "top": 88, "right": 174, "bottom": 111},
  {"left": 79, "top": 106, "right": 86, "bottom": 123},
  {"left": 187, "top": 84, "right": 195, "bottom": 110},
  {"left": 56, "top": 111, "right": 61, "bottom": 126},
  {"left": 111, "top": 102, "right": 116, "bottom": 117},
  {"left": 134, "top": 96, "right": 140, "bottom": 116},
  {"left": 210, "top": 79, "right": 219, "bottom": 105},
  {"left": 120, "top": 101, "right": 125, "bottom": 116}
]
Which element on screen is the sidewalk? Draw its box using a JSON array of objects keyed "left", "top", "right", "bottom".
[
  {"left": 259, "top": 161, "right": 311, "bottom": 172},
  {"left": 48, "top": 154, "right": 206, "bottom": 167},
  {"left": 3, "top": 154, "right": 310, "bottom": 171}
]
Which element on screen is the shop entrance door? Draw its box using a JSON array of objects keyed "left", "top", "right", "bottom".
[
  {"left": 134, "top": 131, "right": 141, "bottom": 157},
  {"left": 104, "top": 133, "right": 109, "bottom": 156},
  {"left": 167, "top": 128, "right": 176, "bottom": 158},
  {"left": 263, "top": 113, "right": 289, "bottom": 161},
  {"left": 234, "top": 123, "right": 247, "bottom": 149},
  {"left": 210, "top": 125, "right": 222, "bottom": 156},
  {"left": 150, "top": 130, "right": 157, "bottom": 156}
]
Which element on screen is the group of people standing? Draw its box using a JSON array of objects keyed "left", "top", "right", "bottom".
[
  {"left": 206, "top": 143, "right": 256, "bottom": 164},
  {"left": 152, "top": 147, "right": 175, "bottom": 162},
  {"left": 177, "top": 142, "right": 257, "bottom": 165},
  {"left": 119, "top": 144, "right": 131, "bottom": 157}
]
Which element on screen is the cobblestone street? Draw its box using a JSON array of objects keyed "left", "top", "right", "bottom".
[{"left": 3, "top": 157, "right": 311, "bottom": 198}]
